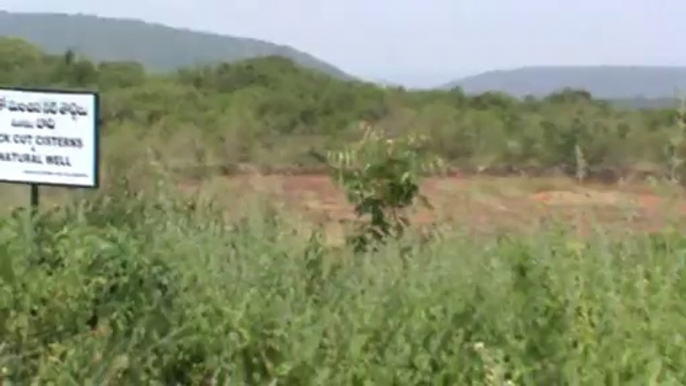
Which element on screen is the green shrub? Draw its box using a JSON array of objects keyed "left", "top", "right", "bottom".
[
  {"left": 0, "top": 186, "right": 685, "bottom": 384},
  {"left": 317, "top": 123, "right": 444, "bottom": 252}
]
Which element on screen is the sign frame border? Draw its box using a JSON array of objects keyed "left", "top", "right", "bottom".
[{"left": 0, "top": 86, "right": 100, "bottom": 189}]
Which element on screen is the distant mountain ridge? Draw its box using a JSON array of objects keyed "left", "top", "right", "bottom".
[
  {"left": 443, "top": 66, "right": 686, "bottom": 99},
  {"left": 2, "top": 10, "right": 684, "bottom": 103},
  {"left": 0, "top": 11, "right": 354, "bottom": 80}
]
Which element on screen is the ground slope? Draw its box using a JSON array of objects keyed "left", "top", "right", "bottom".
[
  {"left": 0, "top": 11, "right": 354, "bottom": 80},
  {"left": 443, "top": 66, "right": 686, "bottom": 100}
]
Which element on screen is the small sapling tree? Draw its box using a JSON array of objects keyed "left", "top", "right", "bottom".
[{"left": 312, "top": 122, "right": 444, "bottom": 253}]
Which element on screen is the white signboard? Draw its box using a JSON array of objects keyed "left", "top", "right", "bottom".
[{"left": 0, "top": 88, "right": 99, "bottom": 187}]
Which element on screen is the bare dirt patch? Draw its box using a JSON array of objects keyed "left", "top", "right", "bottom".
[
  {"left": 178, "top": 173, "right": 686, "bottom": 235},
  {"left": 532, "top": 190, "right": 632, "bottom": 206}
]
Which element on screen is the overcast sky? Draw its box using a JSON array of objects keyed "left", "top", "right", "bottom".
[{"left": 1, "top": 0, "right": 683, "bottom": 87}]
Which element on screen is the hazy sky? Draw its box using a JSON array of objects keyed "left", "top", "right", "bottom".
[{"left": 2, "top": 0, "right": 684, "bottom": 87}]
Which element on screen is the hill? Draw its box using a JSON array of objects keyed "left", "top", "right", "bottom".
[
  {"left": 443, "top": 66, "right": 686, "bottom": 99},
  {"left": 0, "top": 11, "right": 353, "bottom": 80}
]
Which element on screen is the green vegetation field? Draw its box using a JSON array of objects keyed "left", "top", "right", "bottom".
[{"left": 1, "top": 37, "right": 686, "bottom": 384}]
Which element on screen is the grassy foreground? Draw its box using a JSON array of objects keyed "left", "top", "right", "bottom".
[{"left": 0, "top": 180, "right": 685, "bottom": 385}]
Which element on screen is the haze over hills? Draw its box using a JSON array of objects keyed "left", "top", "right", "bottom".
[
  {"left": 0, "top": 10, "right": 684, "bottom": 106},
  {"left": 0, "top": 11, "right": 354, "bottom": 80},
  {"left": 443, "top": 66, "right": 686, "bottom": 100}
]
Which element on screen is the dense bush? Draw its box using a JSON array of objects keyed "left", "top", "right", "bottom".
[
  {"left": 0, "top": 184, "right": 684, "bottom": 383},
  {"left": 1, "top": 37, "right": 684, "bottom": 182}
]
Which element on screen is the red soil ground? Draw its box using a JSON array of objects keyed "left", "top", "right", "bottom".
[{"left": 180, "top": 173, "right": 686, "bottom": 235}]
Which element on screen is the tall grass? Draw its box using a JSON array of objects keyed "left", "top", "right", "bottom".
[{"left": 0, "top": 182, "right": 685, "bottom": 384}]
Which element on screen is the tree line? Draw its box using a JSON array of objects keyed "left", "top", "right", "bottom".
[{"left": 1, "top": 36, "right": 684, "bottom": 181}]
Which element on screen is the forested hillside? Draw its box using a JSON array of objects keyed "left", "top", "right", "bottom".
[
  {"left": 4, "top": 10, "right": 685, "bottom": 101},
  {"left": 0, "top": 11, "right": 353, "bottom": 79},
  {"left": 446, "top": 66, "right": 686, "bottom": 99},
  {"left": 1, "top": 37, "right": 684, "bottom": 181}
]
